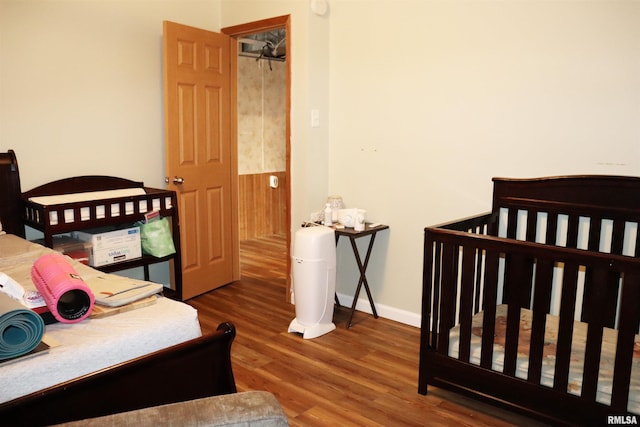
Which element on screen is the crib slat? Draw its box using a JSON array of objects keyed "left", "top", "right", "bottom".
[
  {"left": 546, "top": 212, "right": 558, "bottom": 246},
  {"left": 419, "top": 236, "right": 435, "bottom": 395},
  {"left": 430, "top": 241, "right": 442, "bottom": 347},
  {"left": 581, "top": 267, "right": 611, "bottom": 401},
  {"left": 527, "top": 258, "right": 554, "bottom": 384},
  {"left": 487, "top": 214, "right": 499, "bottom": 237},
  {"left": 438, "top": 242, "right": 458, "bottom": 355},
  {"left": 587, "top": 216, "right": 602, "bottom": 252},
  {"left": 503, "top": 302, "right": 521, "bottom": 376},
  {"left": 525, "top": 209, "right": 537, "bottom": 242},
  {"left": 421, "top": 237, "right": 436, "bottom": 348},
  {"left": 503, "top": 253, "right": 533, "bottom": 375},
  {"left": 473, "top": 247, "right": 484, "bottom": 313},
  {"left": 506, "top": 208, "right": 518, "bottom": 240},
  {"left": 419, "top": 235, "right": 437, "bottom": 395},
  {"left": 553, "top": 262, "right": 579, "bottom": 392},
  {"left": 480, "top": 250, "right": 500, "bottom": 369},
  {"left": 611, "top": 218, "right": 626, "bottom": 256},
  {"left": 566, "top": 214, "right": 580, "bottom": 249},
  {"left": 458, "top": 245, "right": 477, "bottom": 362},
  {"left": 610, "top": 273, "right": 640, "bottom": 411}
]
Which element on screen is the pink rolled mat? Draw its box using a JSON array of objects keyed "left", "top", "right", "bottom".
[{"left": 31, "top": 253, "right": 95, "bottom": 323}]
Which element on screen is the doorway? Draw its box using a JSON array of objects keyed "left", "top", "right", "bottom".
[
  {"left": 222, "top": 16, "right": 291, "bottom": 297},
  {"left": 236, "top": 30, "right": 286, "bottom": 241}
]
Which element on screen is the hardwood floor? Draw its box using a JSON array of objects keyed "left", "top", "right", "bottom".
[{"left": 187, "top": 235, "right": 547, "bottom": 427}]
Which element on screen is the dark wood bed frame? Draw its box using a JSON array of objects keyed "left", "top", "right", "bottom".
[
  {"left": 419, "top": 175, "right": 640, "bottom": 427},
  {"left": 0, "top": 150, "right": 237, "bottom": 426}
]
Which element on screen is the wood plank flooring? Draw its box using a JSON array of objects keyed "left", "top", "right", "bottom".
[{"left": 187, "top": 234, "right": 547, "bottom": 427}]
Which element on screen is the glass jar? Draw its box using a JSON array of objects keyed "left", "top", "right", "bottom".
[{"left": 326, "top": 195, "right": 343, "bottom": 222}]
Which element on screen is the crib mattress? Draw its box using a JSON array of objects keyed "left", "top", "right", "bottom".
[
  {"left": 0, "top": 233, "right": 202, "bottom": 403},
  {"left": 448, "top": 304, "right": 640, "bottom": 413}
]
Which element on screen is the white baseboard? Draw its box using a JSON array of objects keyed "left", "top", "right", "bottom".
[{"left": 335, "top": 292, "right": 421, "bottom": 328}]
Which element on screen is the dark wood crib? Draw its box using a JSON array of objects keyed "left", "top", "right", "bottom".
[{"left": 419, "top": 176, "right": 640, "bottom": 427}]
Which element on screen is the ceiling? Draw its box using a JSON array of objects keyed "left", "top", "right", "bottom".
[{"left": 238, "top": 29, "right": 286, "bottom": 62}]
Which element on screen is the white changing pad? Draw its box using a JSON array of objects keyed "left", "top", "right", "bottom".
[{"left": 27, "top": 188, "right": 146, "bottom": 206}]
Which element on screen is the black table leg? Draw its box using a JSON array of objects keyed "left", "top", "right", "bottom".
[{"left": 345, "top": 233, "right": 379, "bottom": 328}]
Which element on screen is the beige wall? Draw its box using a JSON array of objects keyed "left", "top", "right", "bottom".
[
  {"left": 2, "top": 0, "right": 639, "bottom": 326},
  {"left": 0, "top": 0, "right": 220, "bottom": 191},
  {"left": 327, "top": 1, "right": 639, "bottom": 322}
]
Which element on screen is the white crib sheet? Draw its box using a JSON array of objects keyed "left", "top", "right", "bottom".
[{"left": 448, "top": 304, "right": 640, "bottom": 413}]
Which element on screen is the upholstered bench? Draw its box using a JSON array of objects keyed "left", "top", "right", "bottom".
[{"left": 55, "top": 391, "right": 288, "bottom": 426}]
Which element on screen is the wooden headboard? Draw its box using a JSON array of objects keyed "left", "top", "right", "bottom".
[
  {"left": 491, "top": 175, "right": 640, "bottom": 257},
  {"left": 492, "top": 175, "right": 640, "bottom": 218},
  {"left": 0, "top": 150, "right": 25, "bottom": 237}
]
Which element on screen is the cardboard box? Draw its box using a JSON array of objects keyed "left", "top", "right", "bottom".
[{"left": 72, "top": 226, "right": 141, "bottom": 267}]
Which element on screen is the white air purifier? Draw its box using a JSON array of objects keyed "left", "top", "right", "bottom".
[{"left": 288, "top": 226, "right": 336, "bottom": 339}]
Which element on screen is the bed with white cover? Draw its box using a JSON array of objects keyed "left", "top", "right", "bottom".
[{"left": 0, "top": 233, "right": 201, "bottom": 404}]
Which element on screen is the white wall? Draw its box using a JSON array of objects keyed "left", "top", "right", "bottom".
[{"left": 0, "top": 0, "right": 220, "bottom": 191}]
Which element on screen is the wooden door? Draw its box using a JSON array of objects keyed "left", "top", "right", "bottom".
[{"left": 163, "top": 21, "right": 237, "bottom": 300}]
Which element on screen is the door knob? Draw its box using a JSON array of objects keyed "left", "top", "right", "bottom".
[{"left": 172, "top": 176, "right": 185, "bottom": 184}]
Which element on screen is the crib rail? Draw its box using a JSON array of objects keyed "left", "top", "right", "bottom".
[
  {"left": 429, "top": 212, "right": 497, "bottom": 234},
  {"left": 492, "top": 176, "right": 640, "bottom": 259},
  {"left": 420, "top": 224, "right": 640, "bottom": 421},
  {"left": 493, "top": 198, "right": 640, "bottom": 329}
]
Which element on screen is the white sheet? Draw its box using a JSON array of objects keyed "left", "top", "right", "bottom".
[
  {"left": 448, "top": 304, "right": 640, "bottom": 413},
  {"left": 0, "top": 234, "right": 202, "bottom": 404}
]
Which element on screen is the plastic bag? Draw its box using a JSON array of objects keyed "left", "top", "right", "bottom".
[{"left": 137, "top": 217, "right": 176, "bottom": 258}]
